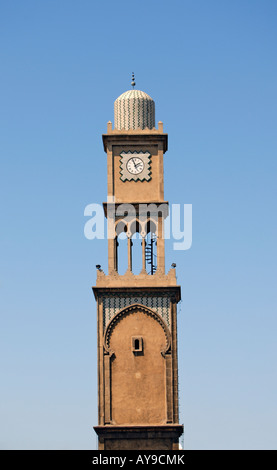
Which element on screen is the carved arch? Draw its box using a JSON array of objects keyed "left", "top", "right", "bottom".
[
  {"left": 115, "top": 219, "right": 128, "bottom": 237},
  {"left": 114, "top": 218, "right": 158, "bottom": 238},
  {"left": 104, "top": 303, "right": 171, "bottom": 357}
]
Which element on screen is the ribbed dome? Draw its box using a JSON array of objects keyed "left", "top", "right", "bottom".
[{"left": 114, "top": 89, "right": 155, "bottom": 130}]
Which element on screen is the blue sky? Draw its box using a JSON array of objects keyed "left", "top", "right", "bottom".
[{"left": 0, "top": 0, "right": 276, "bottom": 449}]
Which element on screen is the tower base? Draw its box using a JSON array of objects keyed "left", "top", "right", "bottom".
[{"left": 94, "top": 424, "right": 184, "bottom": 450}]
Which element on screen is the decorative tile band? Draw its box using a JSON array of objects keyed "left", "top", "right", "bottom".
[{"left": 101, "top": 293, "right": 171, "bottom": 330}]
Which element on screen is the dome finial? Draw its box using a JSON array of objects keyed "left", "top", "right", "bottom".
[{"left": 131, "top": 72, "right": 135, "bottom": 88}]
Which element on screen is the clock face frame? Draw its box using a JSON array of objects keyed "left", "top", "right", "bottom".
[{"left": 120, "top": 151, "right": 151, "bottom": 182}]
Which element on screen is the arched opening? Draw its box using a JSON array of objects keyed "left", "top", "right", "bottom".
[
  {"left": 130, "top": 219, "right": 142, "bottom": 275},
  {"left": 145, "top": 220, "right": 157, "bottom": 275},
  {"left": 107, "top": 306, "right": 169, "bottom": 425},
  {"left": 116, "top": 221, "right": 128, "bottom": 275}
]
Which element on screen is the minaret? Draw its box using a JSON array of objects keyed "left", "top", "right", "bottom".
[{"left": 93, "top": 76, "right": 183, "bottom": 450}]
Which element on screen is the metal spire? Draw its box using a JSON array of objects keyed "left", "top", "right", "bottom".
[{"left": 131, "top": 72, "right": 135, "bottom": 88}]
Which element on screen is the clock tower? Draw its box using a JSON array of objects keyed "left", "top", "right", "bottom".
[{"left": 93, "top": 77, "right": 183, "bottom": 450}]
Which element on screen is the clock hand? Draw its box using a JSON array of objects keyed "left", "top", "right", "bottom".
[
  {"left": 133, "top": 159, "right": 141, "bottom": 169},
  {"left": 130, "top": 159, "right": 139, "bottom": 170}
]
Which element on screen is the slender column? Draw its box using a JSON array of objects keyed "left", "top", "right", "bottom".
[
  {"left": 114, "top": 238, "right": 118, "bottom": 272},
  {"left": 171, "top": 301, "right": 179, "bottom": 423},
  {"left": 156, "top": 216, "right": 165, "bottom": 274},
  {"left": 157, "top": 237, "right": 165, "bottom": 274},
  {"left": 107, "top": 214, "right": 116, "bottom": 274},
  {"left": 127, "top": 237, "right": 132, "bottom": 273},
  {"left": 141, "top": 237, "right": 146, "bottom": 274},
  {"left": 108, "top": 238, "right": 116, "bottom": 274},
  {"left": 165, "top": 353, "right": 173, "bottom": 423},
  {"left": 104, "top": 354, "right": 111, "bottom": 424},
  {"left": 98, "top": 297, "right": 104, "bottom": 425}
]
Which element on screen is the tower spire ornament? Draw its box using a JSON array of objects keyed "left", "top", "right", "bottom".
[
  {"left": 93, "top": 82, "right": 183, "bottom": 450},
  {"left": 131, "top": 72, "right": 135, "bottom": 88}
]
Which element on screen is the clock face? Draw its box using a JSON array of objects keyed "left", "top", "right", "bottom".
[{"left": 127, "top": 157, "right": 144, "bottom": 175}]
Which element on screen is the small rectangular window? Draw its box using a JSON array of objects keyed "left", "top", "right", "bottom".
[{"left": 131, "top": 336, "right": 143, "bottom": 354}]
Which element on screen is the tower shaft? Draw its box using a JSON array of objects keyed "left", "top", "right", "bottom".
[{"left": 93, "top": 87, "right": 183, "bottom": 450}]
